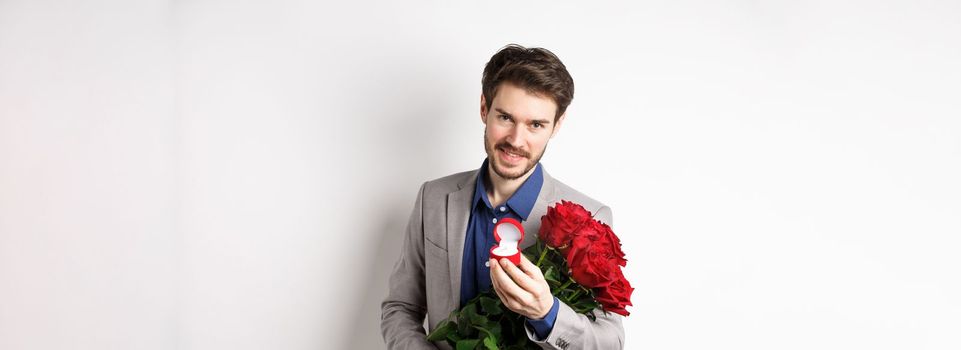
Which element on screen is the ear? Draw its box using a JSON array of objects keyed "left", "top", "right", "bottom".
[
  {"left": 550, "top": 113, "right": 566, "bottom": 138},
  {"left": 480, "top": 93, "right": 488, "bottom": 125}
]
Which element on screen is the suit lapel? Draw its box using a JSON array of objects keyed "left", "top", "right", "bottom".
[
  {"left": 446, "top": 172, "right": 476, "bottom": 310},
  {"left": 521, "top": 169, "right": 557, "bottom": 250}
]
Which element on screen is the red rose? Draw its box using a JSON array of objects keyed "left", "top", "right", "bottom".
[
  {"left": 595, "top": 222, "right": 627, "bottom": 267},
  {"left": 565, "top": 220, "right": 624, "bottom": 288},
  {"left": 595, "top": 270, "right": 634, "bottom": 316},
  {"left": 567, "top": 245, "right": 619, "bottom": 288},
  {"left": 563, "top": 221, "right": 602, "bottom": 264},
  {"left": 539, "top": 200, "right": 593, "bottom": 249}
]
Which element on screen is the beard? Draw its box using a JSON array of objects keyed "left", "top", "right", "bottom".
[{"left": 483, "top": 129, "right": 545, "bottom": 180}]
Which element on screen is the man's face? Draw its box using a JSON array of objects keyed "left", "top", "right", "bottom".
[{"left": 481, "top": 83, "right": 564, "bottom": 180}]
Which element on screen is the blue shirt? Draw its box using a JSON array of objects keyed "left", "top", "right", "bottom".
[{"left": 459, "top": 158, "right": 559, "bottom": 340}]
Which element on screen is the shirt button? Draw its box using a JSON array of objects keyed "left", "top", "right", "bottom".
[
  {"left": 492, "top": 218, "right": 497, "bottom": 224},
  {"left": 499, "top": 206, "right": 506, "bottom": 212},
  {"left": 485, "top": 261, "right": 490, "bottom": 267}
]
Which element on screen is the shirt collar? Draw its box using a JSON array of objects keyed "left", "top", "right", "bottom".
[{"left": 471, "top": 158, "right": 544, "bottom": 220}]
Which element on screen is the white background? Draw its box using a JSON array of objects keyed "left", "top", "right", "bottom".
[{"left": 1, "top": 1, "right": 959, "bottom": 349}]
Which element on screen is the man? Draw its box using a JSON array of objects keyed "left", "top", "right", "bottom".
[{"left": 381, "top": 44, "right": 624, "bottom": 350}]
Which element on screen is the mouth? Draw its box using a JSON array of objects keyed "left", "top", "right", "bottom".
[{"left": 497, "top": 147, "right": 526, "bottom": 165}]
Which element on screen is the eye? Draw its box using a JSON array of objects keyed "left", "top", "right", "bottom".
[
  {"left": 532, "top": 122, "right": 544, "bottom": 129},
  {"left": 499, "top": 114, "right": 512, "bottom": 122}
]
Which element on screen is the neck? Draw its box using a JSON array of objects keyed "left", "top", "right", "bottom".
[{"left": 485, "top": 161, "right": 537, "bottom": 208}]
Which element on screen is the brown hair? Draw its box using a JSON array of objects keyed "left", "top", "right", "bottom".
[{"left": 482, "top": 44, "right": 574, "bottom": 122}]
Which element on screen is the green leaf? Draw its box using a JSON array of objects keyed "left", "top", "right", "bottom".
[
  {"left": 544, "top": 266, "right": 561, "bottom": 284},
  {"left": 447, "top": 332, "right": 463, "bottom": 342},
  {"left": 471, "top": 313, "right": 490, "bottom": 327},
  {"left": 463, "top": 303, "right": 479, "bottom": 319},
  {"left": 457, "top": 311, "right": 472, "bottom": 336},
  {"left": 479, "top": 296, "right": 502, "bottom": 315},
  {"left": 464, "top": 303, "right": 490, "bottom": 326},
  {"left": 426, "top": 320, "right": 454, "bottom": 342},
  {"left": 456, "top": 339, "right": 480, "bottom": 350},
  {"left": 483, "top": 336, "right": 498, "bottom": 350},
  {"left": 473, "top": 324, "right": 493, "bottom": 339},
  {"left": 487, "top": 323, "right": 502, "bottom": 341}
]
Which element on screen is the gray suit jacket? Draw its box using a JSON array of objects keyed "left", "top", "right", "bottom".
[{"left": 381, "top": 166, "right": 625, "bottom": 350}]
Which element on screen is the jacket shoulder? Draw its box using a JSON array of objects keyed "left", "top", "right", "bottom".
[
  {"left": 548, "top": 175, "right": 613, "bottom": 226},
  {"left": 550, "top": 176, "right": 607, "bottom": 209},
  {"left": 422, "top": 170, "right": 473, "bottom": 193},
  {"left": 426, "top": 170, "right": 473, "bottom": 189},
  {"left": 412, "top": 169, "right": 476, "bottom": 203}
]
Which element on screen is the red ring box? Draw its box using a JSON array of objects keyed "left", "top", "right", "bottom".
[{"left": 490, "top": 217, "right": 525, "bottom": 265}]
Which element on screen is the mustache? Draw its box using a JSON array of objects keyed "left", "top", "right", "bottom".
[{"left": 496, "top": 144, "right": 529, "bottom": 158}]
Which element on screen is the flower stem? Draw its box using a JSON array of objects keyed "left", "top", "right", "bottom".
[{"left": 535, "top": 244, "right": 549, "bottom": 267}]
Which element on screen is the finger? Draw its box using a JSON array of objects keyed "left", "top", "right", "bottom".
[
  {"left": 490, "top": 271, "right": 506, "bottom": 300},
  {"left": 489, "top": 259, "right": 517, "bottom": 305},
  {"left": 491, "top": 260, "right": 530, "bottom": 314},
  {"left": 491, "top": 258, "right": 530, "bottom": 299},
  {"left": 518, "top": 254, "right": 544, "bottom": 279},
  {"left": 489, "top": 259, "right": 502, "bottom": 289},
  {"left": 500, "top": 257, "right": 540, "bottom": 293},
  {"left": 489, "top": 259, "right": 508, "bottom": 294}
]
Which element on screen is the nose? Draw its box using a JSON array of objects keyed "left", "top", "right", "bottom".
[{"left": 505, "top": 124, "right": 527, "bottom": 149}]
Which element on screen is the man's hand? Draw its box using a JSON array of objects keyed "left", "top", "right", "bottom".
[{"left": 489, "top": 254, "right": 554, "bottom": 319}]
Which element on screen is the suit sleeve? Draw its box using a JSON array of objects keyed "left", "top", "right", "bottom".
[
  {"left": 380, "top": 182, "right": 438, "bottom": 349},
  {"left": 524, "top": 205, "right": 626, "bottom": 350}
]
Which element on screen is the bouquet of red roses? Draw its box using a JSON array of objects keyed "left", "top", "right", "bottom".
[
  {"left": 540, "top": 200, "right": 633, "bottom": 316},
  {"left": 427, "top": 200, "right": 633, "bottom": 349}
]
